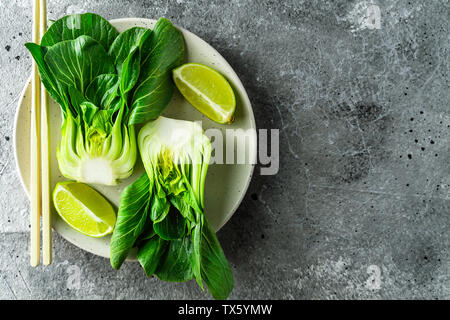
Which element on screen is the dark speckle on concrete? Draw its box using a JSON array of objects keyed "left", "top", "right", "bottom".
[{"left": 0, "top": 0, "right": 449, "bottom": 300}]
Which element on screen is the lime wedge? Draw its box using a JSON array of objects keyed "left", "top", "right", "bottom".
[
  {"left": 53, "top": 181, "right": 116, "bottom": 238},
  {"left": 173, "top": 63, "right": 236, "bottom": 124}
]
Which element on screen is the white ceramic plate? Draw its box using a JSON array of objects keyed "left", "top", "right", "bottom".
[{"left": 14, "top": 18, "right": 256, "bottom": 259}]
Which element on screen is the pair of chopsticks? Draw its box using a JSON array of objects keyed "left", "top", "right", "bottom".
[{"left": 30, "top": 0, "right": 52, "bottom": 266}]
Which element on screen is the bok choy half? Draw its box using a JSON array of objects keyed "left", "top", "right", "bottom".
[
  {"left": 25, "top": 13, "right": 184, "bottom": 185},
  {"left": 110, "top": 117, "right": 234, "bottom": 300}
]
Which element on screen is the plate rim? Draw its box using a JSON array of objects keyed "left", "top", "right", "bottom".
[
  {"left": 14, "top": 17, "right": 256, "bottom": 257},
  {"left": 14, "top": 74, "right": 31, "bottom": 196}
]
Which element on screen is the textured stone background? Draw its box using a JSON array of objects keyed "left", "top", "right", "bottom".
[{"left": 0, "top": 0, "right": 449, "bottom": 299}]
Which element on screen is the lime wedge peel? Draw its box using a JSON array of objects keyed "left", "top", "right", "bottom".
[
  {"left": 173, "top": 63, "right": 236, "bottom": 124},
  {"left": 53, "top": 181, "right": 116, "bottom": 238}
]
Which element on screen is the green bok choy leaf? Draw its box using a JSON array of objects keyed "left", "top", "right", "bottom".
[
  {"left": 110, "top": 117, "right": 234, "bottom": 299},
  {"left": 25, "top": 13, "right": 184, "bottom": 185}
]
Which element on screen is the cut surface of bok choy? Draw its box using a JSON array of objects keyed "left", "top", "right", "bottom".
[
  {"left": 110, "top": 116, "right": 234, "bottom": 300},
  {"left": 25, "top": 13, "right": 184, "bottom": 185}
]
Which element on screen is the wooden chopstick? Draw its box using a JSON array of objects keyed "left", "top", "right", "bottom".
[
  {"left": 40, "top": 0, "right": 52, "bottom": 266},
  {"left": 30, "top": 0, "right": 41, "bottom": 267},
  {"left": 30, "top": 0, "right": 52, "bottom": 266}
]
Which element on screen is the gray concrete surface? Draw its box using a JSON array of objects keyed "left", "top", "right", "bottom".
[{"left": 1, "top": 0, "right": 449, "bottom": 299}]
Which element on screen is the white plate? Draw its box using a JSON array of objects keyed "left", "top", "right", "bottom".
[{"left": 14, "top": 18, "right": 256, "bottom": 259}]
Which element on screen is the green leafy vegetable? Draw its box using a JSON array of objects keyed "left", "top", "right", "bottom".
[
  {"left": 40, "top": 13, "right": 119, "bottom": 48},
  {"left": 25, "top": 13, "right": 184, "bottom": 185},
  {"left": 137, "top": 236, "right": 167, "bottom": 277},
  {"left": 128, "top": 19, "right": 185, "bottom": 124},
  {"left": 110, "top": 173, "right": 151, "bottom": 267},
  {"left": 200, "top": 219, "right": 234, "bottom": 300},
  {"left": 155, "top": 236, "right": 194, "bottom": 282},
  {"left": 110, "top": 116, "right": 234, "bottom": 299}
]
